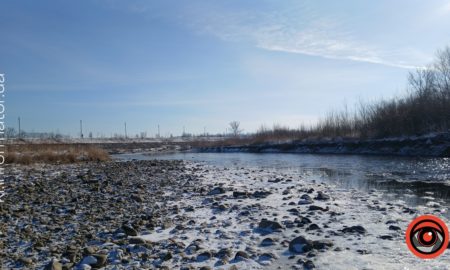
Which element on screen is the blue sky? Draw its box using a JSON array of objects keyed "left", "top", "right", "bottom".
[{"left": 2, "top": 0, "right": 450, "bottom": 137}]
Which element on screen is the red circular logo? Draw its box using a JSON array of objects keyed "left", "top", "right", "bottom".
[{"left": 406, "top": 215, "right": 448, "bottom": 259}]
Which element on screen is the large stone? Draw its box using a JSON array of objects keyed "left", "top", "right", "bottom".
[
  {"left": 19, "top": 257, "right": 33, "bottom": 265},
  {"left": 342, "top": 225, "right": 366, "bottom": 234},
  {"left": 298, "top": 194, "right": 313, "bottom": 205},
  {"left": 79, "top": 256, "right": 97, "bottom": 266},
  {"left": 82, "top": 247, "right": 96, "bottom": 255},
  {"left": 208, "top": 186, "right": 226, "bottom": 195},
  {"left": 233, "top": 191, "right": 249, "bottom": 198},
  {"left": 122, "top": 224, "right": 138, "bottom": 236},
  {"left": 261, "top": 237, "right": 275, "bottom": 246},
  {"left": 289, "top": 236, "right": 313, "bottom": 254},
  {"left": 308, "top": 205, "right": 328, "bottom": 211},
  {"left": 315, "top": 191, "right": 330, "bottom": 201},
  {"left": 196, "top": 251, "right": 212, "bottom": 262},
  {"left": 131, "top": 194, "right": 144, "bottom": 202},
  {"left": 216, "top": 248, "right": 232, "bottom": 259},
  {"left": 258, "top": 219, "right": 283, "bottom": 233},
  {"left": 389, "top": 225, "right": 401, "bottom": 231},
  {"left": 234, "top": 251, "right": 250, "bottom": 260},
  {"left": 312, "top": 240, "right": 334, "bottom": 250},
  {"left": 45, "top": 260, "right": 63, "bottom": 270},
  {"left": 92, "top": 254, "right": 107, "bottom": 267},
  {"left": 252, "top": 190, "right": 272, "bottom": 198}
]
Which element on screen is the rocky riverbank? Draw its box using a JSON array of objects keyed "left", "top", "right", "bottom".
[
  {"left": 1, "top": 159, "right": 448, "bottom": 269},
  {"left": 197, "top": 132, "right": 450, "bottom": 157},
  {"left": 1, "top": 160, "right": 198, "bottom": 269}
]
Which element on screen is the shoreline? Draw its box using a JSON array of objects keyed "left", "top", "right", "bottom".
[
  {"left": 1, "top": 159, "right": 448, "bottom": 269},
  {"left": 196, "top": 132, "right": 450, "bottom": 157}
]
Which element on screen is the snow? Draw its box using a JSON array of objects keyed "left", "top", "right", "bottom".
[{"left": 135, "top": 161, "right": 450, "bottom": 269}]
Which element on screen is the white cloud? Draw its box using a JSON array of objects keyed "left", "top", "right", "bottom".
[{"left": 184, "top": 2, "right": 428, "bottom": 69}]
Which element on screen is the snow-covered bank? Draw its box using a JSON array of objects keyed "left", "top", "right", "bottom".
[
  {"left": 197, "top": 132, "right": 450, "bottom": 157},
  {"left": 4, "top": 159, "right": 450, "bottom": 269}
]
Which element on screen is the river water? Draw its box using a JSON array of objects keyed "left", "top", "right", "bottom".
[{"left": 115, "top": 152, "right": 450, "bottom": 214}]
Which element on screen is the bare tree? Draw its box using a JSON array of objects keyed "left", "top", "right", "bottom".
[{"left": 229, "top": 121, "right": 242, "bottom": 137}]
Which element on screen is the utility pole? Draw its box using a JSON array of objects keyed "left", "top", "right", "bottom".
[
  {"left": 124, "top": 122, "right": 127, "bottom": 139},
  {"left": 18, "top": 117, "right": 21, "bottom": 138},
  {"left": 80, "top": 120, "right": 83, "bottom": 139},
  {"left": 158, "top": 124, "right": 160, "bottom": 138},
  {"left": 183, "top": 126, "right": 185, "bottom": 136},
  {"left": 204, "top": 126, "right": 206, "bottom": 137}
]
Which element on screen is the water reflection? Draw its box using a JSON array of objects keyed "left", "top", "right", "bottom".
[{"left": 114, "top": 152, "right": 450, "bottom": 208}]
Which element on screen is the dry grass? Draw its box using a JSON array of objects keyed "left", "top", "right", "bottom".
[{"left": 6, "top": 144, "right": 110, "bottom": 165}]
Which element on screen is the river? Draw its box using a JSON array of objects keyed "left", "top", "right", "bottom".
[{"left": 115, "top": 152, "right": 450, "bottom": 215}]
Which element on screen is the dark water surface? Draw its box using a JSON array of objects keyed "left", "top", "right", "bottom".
[{"left": 115, "top": 152, "right": 450, "bottom": 209}]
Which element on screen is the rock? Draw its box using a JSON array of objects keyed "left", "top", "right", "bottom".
[
  {"left": 312, "top": 240, "right": 333, "bottom": 250},
  {"left": 258, "top": 219, "right": 283, "bottom": 232},
  {"left": 208, "top": 186, "right": 225, "bottom": 195},
  {"left": 261, "top": 237, "right": 275, "bottom": 246},
  {"left": 389, "top": 225, "right": 401, "bottom": 231},
  {"left": 129, "top": 237, "right": 146, "bottom": 244},
  {"left": 162, "top": 251, "right": 173, "bottom": 261},
  {"left": 82, "top": 247, "right": 96, "bottom": 255},
  {"left": 315, "top": 191, "right": 330, "bottom": 201},
  {"left": 300, "top": 217, "right": 312, "bottom": 224},
  {"left": 304, "top": 260, "right": 315, "bottom": 269},
  {"left": 234, "top": 251, "right": 250, "bottom": 260},
  {"left": 92, "top": 254, "right": 107, "bottom": 267},
  {"left": 233, "top": 191, "right": 249, "bottom": 198},
  {"left": 268, "top": 178, "right": 283, "bottom": 183},
  {"left": 196, "top": 251, "right": 212, "bottom": 262},
  {"left": 62, "top": 263, "right": 74, "bottom": 270},
  {"left": 45, "top": 259, "right": 63, "bottom": 270},
  {"left": 289, "top": 236, "right": 313, "bottom": 253},
  {"left": 19, "top": 257, "right": 33, "bottom": 265},
  {"left": 253, "top": 190, "right": 272, "bottom": 198},
  {"left": 122, "top": 224, "right": 138, "bottom": 236},
  {"left": 298, "top": 194, "right": 313, "bottom": 205},
  {"left": 75, "top": 264, "right": 91, "bottom": 270},
  {"left": 308, "top": 205, "right": 328, "bottom": 211},
  {"left": 379, "top": 235, "right": 394, "bottom": 240},
  {"left": 80, "top": 256, "right": 97, "bottom": 266},
  {"left": 131, "top": 194, "right": 144, "bottom": 202},
  {"left": 306, "top": 251, "right": 317, "bottom": 258},
  {"left": 217, "top": 204, "right": 228, "bottom": 211},
  {"left": 342, "top": 225, "right": 366, "bottom": 234},
  {"left": 306, "top": 224, "right": 320, "bottom": 231},
  {"left": 259, "top": 252, "right": 276, "bottom": 261},
  {"left": 216, "top": 248, "right": 232, "bottom": 259},
  {"left": 162, "top": 220, "right": 172, "bottom": 229}
]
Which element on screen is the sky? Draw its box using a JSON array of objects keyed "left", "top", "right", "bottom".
[{"left": 1, "top": 0, "right": 450, "bottom": 137}]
